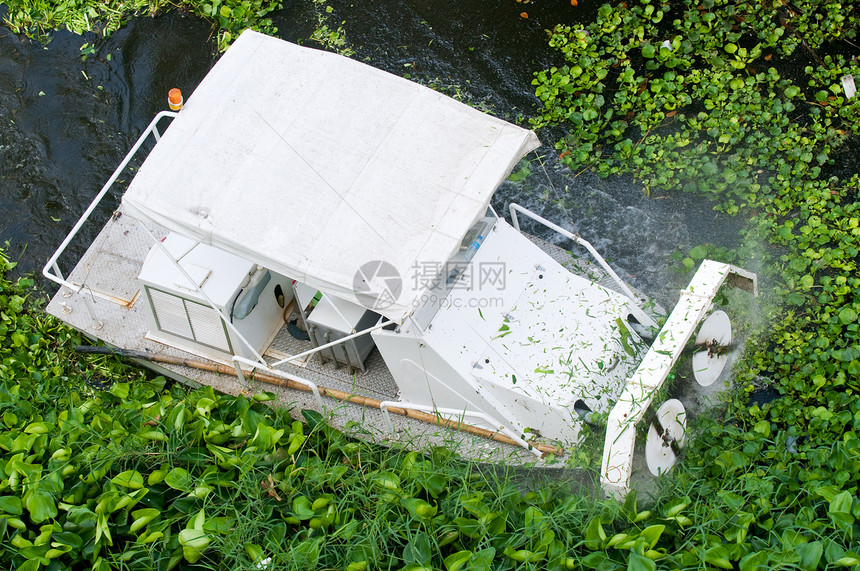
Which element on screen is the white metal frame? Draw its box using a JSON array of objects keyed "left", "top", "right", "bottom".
[
  {"left": 600, "top": 260, "right": 757, "bottom": 499},
  {"left": 42, "top": 112, "right": 178, "bottom": 329},
  {"left": 270, "top": 317, "right": 392, "bottom": 367}
]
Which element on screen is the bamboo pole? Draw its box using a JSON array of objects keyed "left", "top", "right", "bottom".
[{"left": 76, "top": 346, "right": 564, "bottom": 457}]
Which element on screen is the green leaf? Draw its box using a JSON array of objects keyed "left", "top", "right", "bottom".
[
  {"left": 109, "top": 383, "right": 129, "bottom": 399},
  {"left": 165, "top": 467, "right": 193, "bottom": 491},
  {"left": 639, "top": 524, "right": 665, "bottom": 548},
  {"left": 828, "top": 491, "right": 856, "bottom": 526},
  {"left": 179, "top": 529, "right": 210, "bottom": 563},
  {"left": 148, "top": 465, "right": 169, "bottom": 485},
  {"left": 372, "top": 472, "right": 401, "bottom": 491},
  {"left": 704, "top": 545, "right": 735, "bottom": 569},
  {"left": 23, "top": 489, "right": 57, "bottom": 524},
  {"left": 825, "top": 541, "right": 846, "bottom": 564},
  {"left": 195, "top": 397, "right": 216, "bottom": 416},
  {"left": 508, "top": 164, "right": 531, "bottom": 182},
  {"left": 249, "top": 423, "right": 285, "bottom": 451},
  {"left": 190, "top": 508, "right": 206, "bottom": 530},
  {"left": 504, "top": 545, "right": 545, "bottom": 563},
  {"left": 524, "top": 505, "right": 545, "bottom": 534},
  {"left": 245, "top": 543, "right": 264, "bottom": 563},
  {"left": 739, "top": 550, "right": 768, "bottom": 571},
  {"left": 401, "top": 498, "right": 437, "bottom": 520},
  {"left": 403, "top": 532, "right": 432, "bottom": 567},
  {"left": 838, "top": 308, "right": 857, "bottom": 325},
  {"left": 582, "top": 552, "right": 609, "bottom": 568},
  {"left": 835, "top": 552, "right": 860, "bottom": 567},
  {"left": 130, "top": 508, "right": 160, "bottom": 534},
  {"left": 252, "top": 391, "right": 276, "bottom": 402},
  {"left": 444, "top": 550, "right": 472, "bottom": 571},
  {"left": 302, "top": 408, "right": 324, "bottom": 429},
  {"left": 753, "top": 420, "right": 771, "bottom": 437},
  {"left": 628, "top": 551, "right": 657, "bottom": 571},
  {"left": 291, "top": 538, "right": 322, "bottom": 568},
  {"left": 111, "top": 470, "right": 145, "bottom": 489},
  {"left": 689, "top": 245, "right": 708, "bottom": 259},
  {"left": 24, "top": 421, "right": 50, "bottom": 434},
  {"left": 796, "top": 541, "right": 823, "bottom": 571},
  {"left": 473, "top": 547, "right": 496, "bottom": 568},
  {"left": 0, "top": 496, "right": 23, "bottom": 515},
  {"left": 138, "top": 429, "right": 167, "bottom": 441},
  {"left": 453, "top": 517, "right": 481, "bottom": 538},
  {"left": 203, "top": 516, "right": 233, "bottom": 534},
  {"left": 292, "top": 496, "right": 316, "bottom": 520},
  {"left": 584, "top": 517, "right": 606, "bottom": 550}
]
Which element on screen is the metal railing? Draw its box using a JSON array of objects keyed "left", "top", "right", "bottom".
[
  {"left": 42, "top": 111, "right": 178, "bottom": 298},
  {"left": 270, "top": 318, "right": 392, "bottom": 367},
  {"left": 508, "top": 203, "right": 658, "bottom": 330}
]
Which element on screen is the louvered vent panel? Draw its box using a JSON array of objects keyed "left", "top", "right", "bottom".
[
  {"left": 149, "top": 289, "right": 193, "bottom": 338},
  {"left": 186, "top": 300, "right": 230, "bottom": 352}
]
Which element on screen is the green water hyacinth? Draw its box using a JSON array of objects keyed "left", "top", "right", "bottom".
[
  {"left": 533, "top": 0, "right": 860, "bottom": 212},
  {"left": 2, "top": 0, "right": 281, "bottom": 51}
]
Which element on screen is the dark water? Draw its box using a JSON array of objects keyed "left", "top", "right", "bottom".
[
  {"left": 0, "top": 11, "right": 214, "bottom": 274},
  {"left": 0, "top": 1, "right": 745, "bottom": 304}
]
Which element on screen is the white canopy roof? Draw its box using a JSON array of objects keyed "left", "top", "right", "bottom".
[{"left": 122, "top": 30, "right": 540, "bottom": 321}]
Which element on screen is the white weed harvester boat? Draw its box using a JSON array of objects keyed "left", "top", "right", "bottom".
[{"left": 44, "top": 30, "right": 756, "bottom": 499}]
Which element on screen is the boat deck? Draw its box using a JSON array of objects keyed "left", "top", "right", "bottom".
[{"left": 46, "top": 206, "right": 651, "bottom": 467}]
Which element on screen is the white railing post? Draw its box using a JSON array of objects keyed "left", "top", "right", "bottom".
[{"left": 231, "top": 356, "right": 325, "bottom": 411}]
